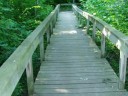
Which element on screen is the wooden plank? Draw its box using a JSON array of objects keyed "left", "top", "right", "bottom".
[
  {"left": 35, "top": 79, "right": 118, "bottom": 85},
  {"left": 37, "top": 74, "right": 117, "bottom": 80},
  {"left": 34, "top": 83, "right": 118, "bottom": 89},
  {"left": 34, "top": 88, "right": 123, "bottom": 94},
  {"left": 38, "top": 69, "right": 114, "bottom": 74},
  {"left": 43, "top": 59, "right": 108, "bottom": 63},
  {"left": 40, "top": 66, "right": 112, "bottom": 71},
  {"left": 38, "top": 71, "right": 116, "bottom": 76},
  {"left": 34, "top": 92, "right": 128, "bottom": 96},
  {"left": 36, "top": 75, "right": 117, "bottom": 81},
  {"left": 43, "top": 59, "right": 109, "bottom": 63},
  {"left": 40, "top": 62, "right": 111, "bottom": 67}
]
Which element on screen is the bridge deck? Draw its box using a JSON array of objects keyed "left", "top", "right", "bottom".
[{"left": 34, "top": 11, "right": 128, "bottom": 96}]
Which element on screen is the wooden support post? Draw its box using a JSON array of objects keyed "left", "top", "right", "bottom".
[
  {"left": 77, "top": 14, "right": 79, "bottom": 21},
  {"left": 52, "top": 20, "right": 55, "bottom": 28},
  {"left": 119, "top": 50, "right": 127, "bottom": 89},
  {"left": 92, "top": 20, "right": 96, "bottom": 40},
  {"left": 55, "top": 14, "right": 57, "bottom": 22},
  {"left": 53, "top": 15, "right": 56, "bottom": 28},
  {"left": 57, "top": 7, "right": 60, "bottom": 17},
  {"left": 39, "top": 34, "right": 44, "bottom": 63},
  {"left": 79, "top": 16, "right": 82, "bottom": 26},
  {"left": 86, "top": 19, "right": 90, "bottom": 33},
  {"left": 72, "top": 7, "right": 74, "bottom": 13},
  {"left": 46, "top": 29, "right": 50, "bottom": 44},
  {"left": 26, "top": 58, "right": 34, "bottom": 96},
  {"left": 54, "top": 15, "right": 56, "bottom": 25},
  {"left": 77, "top": 14, "right": 82, "bottom": 27},
  {"left": 78, "top": 14, "right": 81, "bottom": 25},
  {"left": 50, "top": 23, "right": 53, "bottom": 35},
  {"left": 101, "top": 28, "right": 106, "bottom": 58},
  {"left": 77, "top": 12, "right": 79, "bottom": 20}
]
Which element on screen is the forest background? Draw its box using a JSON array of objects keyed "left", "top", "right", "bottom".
[{"left": 0, "top": 0, "right": 127, "bottom": 95}]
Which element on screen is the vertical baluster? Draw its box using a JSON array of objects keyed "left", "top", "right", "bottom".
[
  {"left": 46, "top": 29, "right": 50, "bottom": 44},
  {"left": 78, "top": 14, "right": 80, "bottom": 22},
  {"left": 79, "top": 15, "right": 82, "bottom": 25},
  {"left": 54, "top": 15, "right": 56, "bottom": 26},
  {"left": 79, "top": 15, "right": 82, "bottom": 26},
  {"left": 55, "top": 13, "right": 57, "bottom": 22},
  {"left": 50, "top": 23, "right": 53, "bottom": 35},
  {"left": 57, "top": 5, "right": 60, "bottom": 17},
  {"left": 53, "top": 15, "right": 56, "bottom": 28},
  {"left": 26, "top": 57, "right": 34, "bottom": 96},
  {"left": 92, "top": 20, "right": 96, "bottom": 40},
  {"left": 119, "top": 50, "right": 127, "bottom": 89},
  {"left": 39, "top": 33, "right": 44, "bottom": 63},
  {"left": 86, "top": 18, "right": 90, "bottom": 33},
  {"left": 101, "top": 28, "right": 106, "bottom": 58}
]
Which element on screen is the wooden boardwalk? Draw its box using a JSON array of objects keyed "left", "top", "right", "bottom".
[{"left": 34, "top": 11, "right": 128, "bottom": 96}]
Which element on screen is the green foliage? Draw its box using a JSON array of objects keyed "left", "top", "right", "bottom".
[
  {"left": 81, "top": 0, "right": 128, "bottom": 34},
  {"left": 0, "top": 0, "right": 53, "bottom": 95},
  {"left": 0, "top": 0, "right": 53, "bottom": 64}
]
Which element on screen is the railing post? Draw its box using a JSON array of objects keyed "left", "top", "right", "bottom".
[
  {"left": 46, "top": 29, "right": 50, "bottom": 44},
  {"left": 101, "top": 28, "right": 106, "bottom": 58},
  {"left": 57, "top": 5, "right": 60, "bottom": 17},
  {"left": 78, "top": 14, "right": 81, "bottom": 25},
  {"left": 119, "top": 50, "right": 127, "bottom": 89},
  {"left": 86, "top": 16, "right": 90, "bottom": 33},
  {"left": 49, "top": 23, "right": 53, "bottom": 35},
  {"left": 77, "top": 14, "right": 80, "bottom": 21},
  {"left": 92, "top": 20, "right": 96, "bottom": 40},
  {"left": 55, "top": 13, "right": 57, "bottom": 22},
  {"left": 79, "top": 15, "right": 82, "bottom": 26},
  {"left": 39, "top": 33, "right": 45, "bottom": 63},
  {"left": 53, "top": 14, "right": 57, "bottom": 28},
  {"left": 26, "top": 57, "right": 34, "bottom": 96}
]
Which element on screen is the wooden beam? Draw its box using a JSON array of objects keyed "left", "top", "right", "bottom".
[
  {"left": 39, "top": 33, "right": 45, "bottom": 62},
  {"left": 47, "top": 29, "right": 50, "bottom": 44},
  {"left": 101, "top": 28, "right": 106, "bottom": 58},
  {"left": 119, "top": 50, "right": 127, "bottom": 89},
  {"left": 86, "top": 19, "right": 90, "bottom": 33},
  {"left": 92, "top": 20, "right": 96, "bottom": 40},
  {"left": 26, "top": 57, "right": 34, "bottom": 96}
]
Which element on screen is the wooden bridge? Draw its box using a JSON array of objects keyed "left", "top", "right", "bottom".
[{"left": 0, "top": 4, "right": 128, "bottom": 96}]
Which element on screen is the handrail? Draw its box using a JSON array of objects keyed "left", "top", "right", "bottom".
[
  {"left": 72, "top": 4, "right": 128, "bottom": 89},
  {"left": 0, "top": 4, "right": 60, "bottom": 96}
]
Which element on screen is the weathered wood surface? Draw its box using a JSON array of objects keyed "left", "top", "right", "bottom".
[
  {"left": 72, "top": 4, "right": 128, "bottom": 89},
  {"left": 34, "top": 11, "right": 128, "bottom": 96}
]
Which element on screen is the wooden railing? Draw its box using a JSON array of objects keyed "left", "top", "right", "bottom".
[
  {"left": 72, "top": 4, "right": 128, "bottom": 89},
  {"left": 0, "top": 5, "right": 60, "bottom": 96}
]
